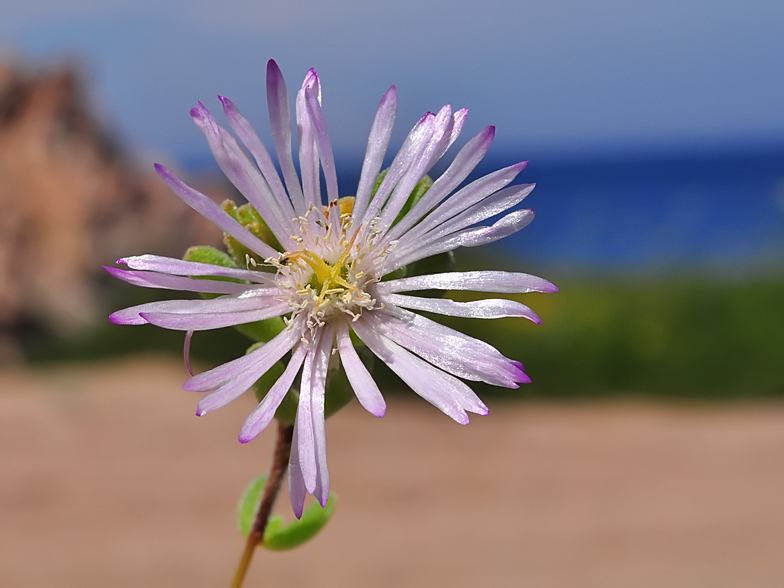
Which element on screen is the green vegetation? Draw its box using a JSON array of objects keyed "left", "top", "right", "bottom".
[
  {"left": 442, "top": 277, "right": 784, "bottom": 399},
  {"left": 26, "top": 274, "right": 784, "bottom": 400}
]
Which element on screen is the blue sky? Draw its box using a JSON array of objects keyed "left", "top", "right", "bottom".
[{"left": 2, "top": 0, "right": 783, "bottom": 165}]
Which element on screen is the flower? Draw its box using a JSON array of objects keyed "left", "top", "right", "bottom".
[{"left": 107, "top": 60, "right": 557, "bottom": 516}]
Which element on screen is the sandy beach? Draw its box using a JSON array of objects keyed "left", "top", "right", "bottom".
[{"left": 1, "top": 356, "right": 783, "bottom": 587}]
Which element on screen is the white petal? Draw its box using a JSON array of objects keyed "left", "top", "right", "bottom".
[
  {"left": 352, "top": 86, "right": 398, "bottom": 223},
  {"left": 185, "top": 321, "right": 302, "bottom": 392},
  {"left": 375, "top": 270, "right": 558, "bottom": 295},
  {"left": 296, "top": 70, "right": 321, "bottom": 210},
  {"left": 118, "top": 254, "right": 275, "bottom": 284},
  {"left": 384, "top": 125, "right": 495, "bottom": 243},
  {"left": 381, "top": 293, "right": 541, "bottom": 323},
  {"left": 336, "top": 321, "right": 386, "bottom": 417},
  {"left": 352, "top": 319, "right": 485, "bottom": 423},
  {"left": 239, "top": 344, "right": 308, "bottom": 443}
]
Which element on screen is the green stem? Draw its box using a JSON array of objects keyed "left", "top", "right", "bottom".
[{"left": 230, "top": 421, "right": 294, "bottom": 588}]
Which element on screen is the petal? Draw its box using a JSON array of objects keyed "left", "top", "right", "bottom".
[
  {"left": 356, "top": 112, "right": 435, "bottom": 228},
  {"left": 185, "top": 321, "right": 302, "bottom": 392},
  {"left": 383, "top": 125, "right": 495, "bottom": 243},
  {"left": 194, "top": 326, "right": 301, "bottom": 415},
  {"left": 288, "top": 422, "right": 307, "bottom": 518},
  {"left": 352, "top": 319, "right": 480, "bottom": 424},
  {"left": 266, "top": 59, "right": 306, "bottom": 213},
  {"left": 295, "top": 342, "right": 317, "bottom": 493},
  {"left": 364, "top": 311, "right": 523, "bottom": 388},
  {"left": 310, "top": 323, "right": 334, "bottom": 507},
  {"left": 219, "top": 95, "right": 296, "bottom": 220},
  {"left": 453, "top": 209, "right": 537, "bottom": 248},
  {"left": 352, "top": 85, "right": 397, "bottom": 223},
  {"left": 392, "top": 184, "right": 535, "bottom": 264},
  {"left": 389, "top": 209, "right": 536, "bottom": 270},
  {"left": 238, "top": 344, "right": 308, "bottom": 443},
  {"left": 184, "top": 330, "right": 195, "bottom": 376},
  {"left": 104, "top": 267, "right": 253, "bottom": 295},
  {"left": 190, "top": 102, "right": 294, "bottom": 243},
  {"left": 154, "top": 164, "right": 278, "bottom": 260},
  {"left": 140, "top": 300, "right": 290, "bottom": 331},
  {"left": 296, "top": 70, "right": 321, "bottom": 211},
  {"left": 381, "top": 293, "right": 541, "bottom": 323},
  {"left": 336, "top": 321, "right": 386, "bottom": 417},
  {"left": 304, "top": 72, "right": 339, "bottom": 206},
  {"left": 399, "top": 161, "right": 528, "bottom": 246},
  {"left": 109, "top": 293, "right": 281, "bottom": 326},
  {"left": 375, "top": 270, "right": 558, "bottom": 295},
  {"left": 118, "top": 254, "right": 275, "bottom": 284},
  {"left": 376, "top": 105, "right": 454, "bottom": 234}
]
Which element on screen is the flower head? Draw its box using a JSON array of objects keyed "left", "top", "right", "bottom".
[{"left": 107, "top": 60, "right": 556, "bottom": 516}]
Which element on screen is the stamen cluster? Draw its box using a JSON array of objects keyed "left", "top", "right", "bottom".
[{"left": 269, "top": 200, "right": 378, "bottom": 334}]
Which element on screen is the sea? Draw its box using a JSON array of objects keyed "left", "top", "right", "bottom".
[{"left": 184, "top": 142, "right": 784, "bottom": 276}]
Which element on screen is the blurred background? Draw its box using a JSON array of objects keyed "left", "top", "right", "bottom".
[{"left": 1, "top": 1, "right": 783, "bottom": 586}]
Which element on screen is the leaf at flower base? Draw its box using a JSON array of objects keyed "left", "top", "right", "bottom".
[
  {"left": 262, "top": 494, "right": 337, "bottom": 551},
  {"left": 222, "top": 199, "right": 281, "bottom": 265},
  {"left": 237, "top": 473, "right": 268, "bottom": 537},
  {"left": 184, "top": 245, "right": 240, "bottom": 269}
]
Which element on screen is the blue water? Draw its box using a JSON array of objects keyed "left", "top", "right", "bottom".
[
  {"left": 502, "top": 145, "right": 784, "bottom": 271},
  {"left": 184, "top": 144, "right": 784, "bottom": 272}
]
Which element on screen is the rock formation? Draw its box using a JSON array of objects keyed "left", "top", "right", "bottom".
[{"left": 0, "top": 63, "right": 225, "bottom": 360}]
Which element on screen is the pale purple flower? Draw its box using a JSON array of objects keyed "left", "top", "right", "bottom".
[{"left": 107, "top": 60, "right": 556, "bottom": 516}]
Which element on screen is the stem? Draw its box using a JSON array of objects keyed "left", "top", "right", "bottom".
[{"left": 230, "top": 421, "right": 294, "bottom": 588}]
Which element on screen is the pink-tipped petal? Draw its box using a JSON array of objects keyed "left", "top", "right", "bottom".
[
  {"left": 352, "top": 319, "right": 474, "bottom": 424},
  {"left": 104, "top": 266, "right": 251, "bottom": 295},
  {"left": 375, "top": 270, "right": 558, "bottom": 295},
  {"left": 154, "top": 164, "right": 278, "bottom": 259},
  {"left": 352, "top": 85, "right": 397, "bottom": 222},
  {"left": 266, "top": 59, "right": 306, "bottom": 212},
  {"left": 384, "top": 125, "right": 496, "bottom": 243},
  {"left": 118, "top": 254, "right": 275, "bottom": 284},
  {"left": 288, "top": 422, "right": 307, "bottom": 519},
  {"left": 304, "top": 74, "right": 339, "bottom": 207},
  {"left": 238, "top": 344, "right": 307, "bottom": 443}
]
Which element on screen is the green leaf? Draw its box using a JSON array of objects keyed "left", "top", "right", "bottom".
[
  {"left": 262, "top": 494, "right": 337, "bottom": 551},
  {"left": 184, "top": 245, "right": 239, "bottom": 269},
  {"left": 182, "top": 245, "right": 245, "bottom": 287},
  {"left": 222, "top": 199, "right": 282, "bottom": 265},
  {"left": 237, "top": 474, "right": 338, "bottom": 551},
  {"left": 236, "top": 474, "right": 268, "bottom": 537}
]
